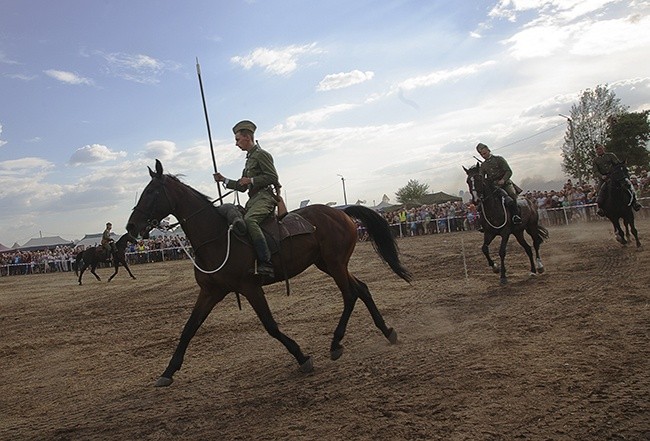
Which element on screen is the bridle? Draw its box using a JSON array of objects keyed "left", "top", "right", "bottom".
[{"left": 468, "top": 172, "right": 508, "bottom": 230}]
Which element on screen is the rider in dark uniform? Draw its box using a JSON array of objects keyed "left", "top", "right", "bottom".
[
  {"left": 477, "top": 143, "right": 522, "bottom": 225},
  {"left": 593, "top": 143, "right": 642, "bottom": 216},
  {"left": 214, "top": 120, "right": 279, "bottom": 278}
]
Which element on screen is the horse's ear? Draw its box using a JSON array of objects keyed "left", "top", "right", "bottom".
[
  {"left": 462, "top": 166, "right": 468, "bottom": 173},
  {"left": 148, "top": 160, "right": 163, "bottom": 178}
]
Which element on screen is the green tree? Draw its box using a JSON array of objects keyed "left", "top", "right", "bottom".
[
  {"left": 606, "top": 111, "right": 650, "bottom": 169},
  {"left": 395, "top": 179, "right": 429, "bottom": 204},
  {"left": 560, "top": 84, "right": 628, "bottom": 183}
]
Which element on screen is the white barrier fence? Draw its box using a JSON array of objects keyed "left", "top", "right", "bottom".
[{"left": 3, "top": 198, "right": 648, "bottom": 276}]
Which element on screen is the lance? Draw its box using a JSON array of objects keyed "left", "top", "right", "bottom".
[{"left": 196, "top": 57, "right": 223, "bottom": 204}]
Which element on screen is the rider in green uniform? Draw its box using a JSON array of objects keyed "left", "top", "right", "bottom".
[
  {"left": 477, "top": 143, "right": 522, "bottom": 225},
  {"left": 214, "top": 120, "right": 279, "bottom": 278},
  {"left": 593, "top": 143, "right": 642, "bottom": 216}
]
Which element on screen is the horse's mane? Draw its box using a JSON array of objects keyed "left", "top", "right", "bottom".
[{"left": 166, "top": 173, "right": 215, "bottom": 205}]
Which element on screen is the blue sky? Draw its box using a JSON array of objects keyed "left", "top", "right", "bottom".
[{"left": 1, "top": 0, "right": 649, "bottom": 246}]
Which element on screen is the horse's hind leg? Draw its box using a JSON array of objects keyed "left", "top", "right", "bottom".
[
  {"left": 78, "top": 264, "right": 88, "bottom": 285},
  {"left": 352, "top": 277, "right": 397, "bottom": 343},
  {"left": 244, "top": 285, "right": 313, "bottom": 372},
  {"left": 514, "top": 232, "right": 536, "bottom": 275},
  {"left": 627, "top": 218, "right": 642, "bottom": 248},
  {"left": 90, "top": 264, "right": 101, "bottom": 281}
]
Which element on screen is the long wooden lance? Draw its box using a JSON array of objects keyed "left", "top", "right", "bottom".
[{"left": 196, "top": 57, "right": 223, "bottom": 204}]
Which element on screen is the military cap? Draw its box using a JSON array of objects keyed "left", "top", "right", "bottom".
[
  {"left": 232, "top": 120, "right": 257, "bottom": 134},
  {"left": 476, "top": 142, "right": 490, "bottom": 153}
]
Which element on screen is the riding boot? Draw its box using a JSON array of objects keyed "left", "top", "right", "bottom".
[
  {"left": 508, "top": 200, "right": 522, "bottom": 225},
  {"left": 596, "top": 186, "right": 607, "bottom": 217},
  {"left": 252, "top": 239, "right": 275, "bottom": 278}
]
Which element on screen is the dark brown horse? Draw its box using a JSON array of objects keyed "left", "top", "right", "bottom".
[
  {"left": 74, "top": 233, "right": 137, "bottom": 285},
  {"left": 126, "top": 160, "right": 412, "bottom": 387},
  {"left": 464, "top": 164, "right": 548, "bottom": 284},
  {"left": 600, "top": 162, "right": 641, "bottom": 247}
]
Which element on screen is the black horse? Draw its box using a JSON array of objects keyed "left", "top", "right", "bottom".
[
  {"left": 74, "top": 233, "right": 137, "bottom": 285},
  {"left": 600, "top": 162, "right": 641, "bottom": 247},
  {"left": 464, "top": 164, "right": 548, "bottom": 284}
]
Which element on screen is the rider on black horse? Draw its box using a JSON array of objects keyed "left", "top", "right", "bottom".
[
  {"left": 101, "top": 222, "right": 117, "bottom": 258},
  {"left": 593, "top": 143, "right": 642, "bottom": 217},
  {"left": 476, "top": 143, "right": 522, "bottom": 229}
]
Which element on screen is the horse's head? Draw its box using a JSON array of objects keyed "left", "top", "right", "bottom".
[
  {"left": 463, "top": 163, "right": 485, "bottom": 204},
  {"left": 609, "top": 162, "right": 630, "bottom": 185},
  {"left": 126, "top": 159, "right": 174, "bottom": 239}
]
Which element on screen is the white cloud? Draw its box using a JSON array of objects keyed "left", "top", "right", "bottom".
[
  {"left": 44, "top": 69, "right": 94, "bottom": 85},
  {"left": 0, "top": 123, "right": 6, "bottom": 148},
  {"left": 231, "top": 43, "right": 323, "bottom": 76},
  {"left": 571, "top": 14, "right": 650, "bottom": 56},
  {"left": 69, "top": 144, "right": 127, "bottom": 165},
  {"left": 394, "top": 61, "right": 497, "bottom": 92},
  {"left": 317, "top": 70, "right": 375, "bottom": 91},
  {"left": 144, "top": 140, "right": 177, "bottom": 161},
  {"left": 0, "top": 51, "right": 18, "bottom": 65},
  {"left": 98, "top": 51, "right": 180, "bottom": 84},
  {"left": 4, "top": 73, "right": 37, "bottom": 81},
  {"left": 0, "top": 157, "right": 53, "bottom": 172},
  {"left": 283, "top": 104, "right": 358, "bottom": 129}
]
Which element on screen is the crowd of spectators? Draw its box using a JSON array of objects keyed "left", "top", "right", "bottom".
[
  {"left": 3, "top": 172, "right": 649, "bottom": 276},
  {"left": 0, "top": 234, "right": 192, "bottom": 277}
]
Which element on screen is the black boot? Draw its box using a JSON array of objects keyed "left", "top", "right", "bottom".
[
  {"left": 508, "top": 200, "right": 522, "bottom": 225},
  {"left": 252, "top": 239, "right": 274, "bottom": 278},
  {"left": 632, "top": 198, "right": 642, "bottom": 211}
]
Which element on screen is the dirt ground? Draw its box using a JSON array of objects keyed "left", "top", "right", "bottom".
[{"left": 1, "top": 218, "right": 649, "bottom": 441}]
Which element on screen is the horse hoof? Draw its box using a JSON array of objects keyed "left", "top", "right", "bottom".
[
  {"left": 330, "top": 348, "right": 343, "bottom": 361},
  {"left": 387, "top": 328, "right": 398, "bottom": 344},
  {"left": 500, "top": 278, "right": 508, "bottom": 285},
  {"left": 492, "top": 266, "right": 500, "bottom": 274},
  {"left": 529, "top": 272, "right": 537, "bottom": 277},
  {"left": 154, "top": 376, "right": 173, "bottom": 387},
  {"left": 299, "top": 356, "right": 314, "bottom": 373},
  {"left": 537, "top": 267, "right": 545, "bottom": 274}
]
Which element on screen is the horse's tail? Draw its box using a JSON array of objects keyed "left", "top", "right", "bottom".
[
  {"left": 536, "top": 225, "right": 549, "bottom": 243},
  {"left": 74, "top": 252, "right": 83, "bottom": 276},
  {"left": 343, "top": 206, "right": 412, "bottom": 283}
]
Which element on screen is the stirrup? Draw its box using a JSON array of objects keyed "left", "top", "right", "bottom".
[
  {"left": 512, "top": 215, "right": 522, "bottom": 225},
  {"left": 633, "top": 202, "right": 642, "bottom": 211},
  {"left": 254, "top": 261, "right": 275, "bottom": 278}
]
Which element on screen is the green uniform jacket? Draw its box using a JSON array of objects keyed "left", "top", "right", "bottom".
[
  {"left": 593, "top": 152, "right": 620, "bottom": 179},
  {"left": 480, "top": 154, "right": 518, "bottom": 200},
  {"left": 224, "top": 143, "right": 279, "bottom": 242},
  {"left": 224, "top": 143, "right": 279, "bottom": 201},
  {"left": 480, "top": 154, "right": 513, "bottom": 185}
]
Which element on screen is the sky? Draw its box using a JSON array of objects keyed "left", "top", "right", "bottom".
[{"left": 1, "top": 0, "right": 650, "bottom": 247}]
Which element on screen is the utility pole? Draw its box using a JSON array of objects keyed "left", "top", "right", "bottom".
[
  {"left": 559, "top": 114, "right": 582, "bottom": 184},
  {"left": 337, "top": 174, "right": 348, "bottom": 205}
]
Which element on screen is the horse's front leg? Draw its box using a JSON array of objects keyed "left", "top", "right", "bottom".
[
  {"left": 482, "top": 232, "right": 499, "bottom": 274},
  {"left": 244, "top": 284, "right": 313, "bottom": 373},
  {"left": 498, "top": 233, "right": 510, "bottom": 284},
  {"left": 155, "top": 287, "right": 227, "bottom": 387},
  {"left": 611, "top": 220, "right": 627, "bottom": 245}
]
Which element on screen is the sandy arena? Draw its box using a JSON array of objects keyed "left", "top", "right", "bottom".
[{"left": 1, "top": 219, "right": 649, "bottom": 440}]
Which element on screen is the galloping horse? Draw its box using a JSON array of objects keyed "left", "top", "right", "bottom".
[
  {"left": 126, "top": 160, "right": 412, "bottom": 387},
  {"left": 464, "top": 164, "right": 548, "bottom": 284},
  {"left": 74, "top": 233, "right": 137, "bottom": 285},
  {"left": 600, "top": 162, "right": 641, "bottom": 247}
]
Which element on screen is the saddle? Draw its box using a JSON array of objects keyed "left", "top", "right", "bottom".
[{"left": 216, "top": 203, "right": 315, "bottom": 254}]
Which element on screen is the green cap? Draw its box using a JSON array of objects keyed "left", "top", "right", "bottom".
[{"left": 232, "top": 120, "right": 257, "bottom": 134}]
